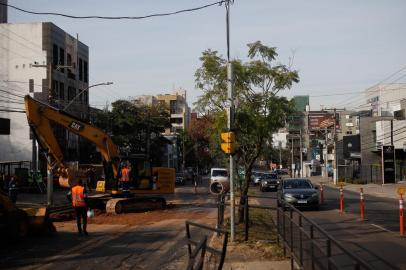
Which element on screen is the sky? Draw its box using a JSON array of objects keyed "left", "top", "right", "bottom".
[{"left": 6, "top": 0, "right": 406, "bottom": 110}]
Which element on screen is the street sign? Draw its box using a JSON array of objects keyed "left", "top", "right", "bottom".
[{"left": 382, "top": 145, "right": 395, "bottom": 184}]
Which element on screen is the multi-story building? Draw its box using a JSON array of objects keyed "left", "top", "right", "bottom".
[
  {"left": 0, "top": 22, "right": 89, "bottom": 164},
  {"left": 156, "top": 89, "right": 190, "bottom": 134},
  {"left": 133, "top": 89, "right": 191, "bottom": 171},
  {"left": 0, "top": 0, "right": 6, "bottom": 23}
]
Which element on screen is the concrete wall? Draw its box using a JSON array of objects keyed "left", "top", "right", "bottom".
[
  {"left": 0, "top": 22, "right": 89, "bottom": 162},
  {"left": 0, "top": 23, "right": 47, "bottom": 161}
]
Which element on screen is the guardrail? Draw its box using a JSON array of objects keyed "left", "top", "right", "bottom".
[
  {"left": 185, "top": 220, "right": 229, "bottom": 270},
  {"left": 276, "top": 199, "right": 374, "bottom": 270},
  {"left": 216, "top": 193, "right": 374, "bottom": 270}
]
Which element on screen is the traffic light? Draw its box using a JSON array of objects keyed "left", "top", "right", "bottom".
[{"left": 221, "top": 132, "right": 235, "bottom": 154}]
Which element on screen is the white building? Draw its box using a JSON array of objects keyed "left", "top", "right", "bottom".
[
  {"left": 365, "top": 84, "right": 406, "bottom": 149},
  {"left": 0, "top": 22, "right": 89, "bottom": 162}
]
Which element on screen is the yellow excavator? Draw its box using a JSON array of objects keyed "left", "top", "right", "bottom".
[{"left": 24, "top": 95, "right": 175, "bottom": 214}]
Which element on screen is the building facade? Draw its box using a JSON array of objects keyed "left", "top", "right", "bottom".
[{"left": 0, "top": 22, "right": 89, "bottom": 163}]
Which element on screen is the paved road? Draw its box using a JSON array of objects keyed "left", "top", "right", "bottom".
[
  {"left": 1, "top": 180, "right": 219, "bottom": 270},
  {"left": 252, "top": 182, "right": 406, "bottom": 270}
]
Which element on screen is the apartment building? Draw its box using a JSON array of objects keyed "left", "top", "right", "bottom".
[{"left": 0, "top": 22, "right": 89, "bottom": 162}]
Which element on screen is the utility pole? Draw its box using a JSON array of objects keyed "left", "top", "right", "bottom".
[
  {"left": 333, "top": 108, "right": 337, "bottom": 185},
  {"left": 300, "top": 128, "right": 303, "bottom": 177},
  {"left": 325, "top": 127, "right": 328, "bottom": 178},
  {"left": 225, "top": 0, "right": 235, "bottom": 242},
  {"left": 291, "top": 136, "right": 294, "bottom": 177},
  {"left": 279, "top": 141, "right": 282, "bottom": 169}
]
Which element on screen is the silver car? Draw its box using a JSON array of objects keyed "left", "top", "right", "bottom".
[{"left": 277, "top": 178, "right": 319, "bottom": 210}]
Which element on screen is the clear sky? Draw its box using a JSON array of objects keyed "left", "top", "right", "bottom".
[{"left": 7, "top": 0, "right": 406, "bottom": 110}]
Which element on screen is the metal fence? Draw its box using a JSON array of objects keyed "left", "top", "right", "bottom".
[
  {"left": 217, "top": 195, "right": 374, "bottom": 270},
  {"left": 185, "top": 220, "right": 229, "bottom": 270}
]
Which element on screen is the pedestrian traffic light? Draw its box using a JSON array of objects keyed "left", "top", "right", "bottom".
[{"left": 221, "top": 132, "right": 235, "bottom": 154}]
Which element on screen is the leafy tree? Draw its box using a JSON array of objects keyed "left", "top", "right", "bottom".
[
  {"left": 94, "top": 100, "right": 171, "bottom": 164},
  {"left": 195, "top": 41, "right": 299, "bottom": 222}
]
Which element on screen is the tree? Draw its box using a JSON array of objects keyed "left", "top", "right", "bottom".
[
  {"left": 195, "top": 41, "right": 299, "bottom": 222},
  {"left": 94, "top": 100, "right": 171, "bottom": 164}
]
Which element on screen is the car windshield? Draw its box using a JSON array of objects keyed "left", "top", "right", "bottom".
[
  {"left": 263, "top": 174, "right": 277, "bottom": 179},
  {"left": 212, "top": 170, "right": 228, "bottom": 177},
  {"left": 283, "top": 180, "right": 312, "bottom": 189}
]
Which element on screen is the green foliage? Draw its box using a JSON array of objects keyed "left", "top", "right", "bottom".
[
  {"left": 94, "top": 100, "right": 171, "bottom": 163},
  {"left": 194, "top": 41, "right": 299, "bottom": 219}
]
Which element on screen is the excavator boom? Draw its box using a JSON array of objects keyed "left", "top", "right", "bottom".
[{"left": 24, "top": 95, "right": 119, "bottom": 178}]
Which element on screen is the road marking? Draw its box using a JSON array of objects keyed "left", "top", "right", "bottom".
[{"left": 370, "top": 223, "right": 391, "bottom": 233}]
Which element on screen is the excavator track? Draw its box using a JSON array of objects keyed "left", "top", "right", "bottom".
[{"left": 105, "top": 197, "right": 166, "bottom": 214}]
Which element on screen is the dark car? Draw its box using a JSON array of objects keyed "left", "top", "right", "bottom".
[
  {"left": 259, "top": 173, "right": 279, "bottom": 192},
  {"left": 277, "top": 178, "right": 319, "bottom": 210},
  {"left": 175, "top": 173, "right": 185, "bottom": 185}
]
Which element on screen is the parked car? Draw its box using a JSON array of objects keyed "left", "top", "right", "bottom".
[
  {"left": 277, "top": 178, "right": 319, "bottom": 210},
  {"left": 175, "top": 173, "right": 185, "bottom": 185},
  {"left": 259, "top": 173, "right": 279, "bottom": 192}
]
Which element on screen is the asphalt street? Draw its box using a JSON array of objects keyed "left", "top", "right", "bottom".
[
  {"left": 0, "top": 180, "right": 219, "bottom": 270},
  {"left": 253, "top": 182, "right": 406, "bottom": 270}
]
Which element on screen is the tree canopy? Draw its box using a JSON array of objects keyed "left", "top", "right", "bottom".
[{"left": 194, "top": 41, "right": 299, "bottom": 221}]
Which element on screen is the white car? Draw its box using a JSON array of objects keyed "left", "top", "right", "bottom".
[{"left": 210, "top": 168, "right": 229, "bottom": 184}]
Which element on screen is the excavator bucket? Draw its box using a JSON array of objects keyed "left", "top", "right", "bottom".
[{"left": 0, "top": 191, "right": 54, "bottom": 241}]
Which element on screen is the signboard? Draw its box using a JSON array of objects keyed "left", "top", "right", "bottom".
[
  {"left": 382, "top": 145, "right": 395, "bottom": 184},
  {"left": 308, "top": 112, "right": 339, "bottom": 131}
]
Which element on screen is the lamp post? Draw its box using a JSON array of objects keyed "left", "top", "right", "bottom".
[
  {"left": 32, "top": 62, "right": 73, "bottom": 206},
  {"left": 64, "top": 82, "right": 113, "bottom": 111}
]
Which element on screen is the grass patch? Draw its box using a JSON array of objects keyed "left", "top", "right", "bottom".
[{"left": 221, "top": 208, "right": 286, "bottom": 262}]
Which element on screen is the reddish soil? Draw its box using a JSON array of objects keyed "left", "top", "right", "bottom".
[{"left": 51, "top": 204, "right": 214, "bottom": 226}]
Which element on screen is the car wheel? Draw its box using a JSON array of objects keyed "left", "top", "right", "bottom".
[{"left": 313, "top": 205, "right": 320, "bottom": 211}]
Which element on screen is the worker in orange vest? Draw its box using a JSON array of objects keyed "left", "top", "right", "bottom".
[
  {"left": 67, "top": 179, "right": 89, "bottom": 236},
  {"left": 120, "top": 164, "right": 130, "bottom": 197}
]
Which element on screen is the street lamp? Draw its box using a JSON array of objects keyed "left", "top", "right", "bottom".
[{"left": 64, "top": 82, "right": 113, "bottom": 111}]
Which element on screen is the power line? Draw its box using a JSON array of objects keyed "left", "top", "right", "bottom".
[
  {"left": 331, "top": 66, "right": 406, "bottom": 108},
  {"left": 0, "top": 109, "right": 25, "bottom": 113},
  {"left": 0, "top": 88, "right": 25, "bottom": 98},
  {"left": 0, "top": 1, "right": 226, "bottom": 20}
]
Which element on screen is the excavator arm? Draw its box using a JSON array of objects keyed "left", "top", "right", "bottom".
[{"left": 24, "top": 95, "right": 119, "bottom": 180}]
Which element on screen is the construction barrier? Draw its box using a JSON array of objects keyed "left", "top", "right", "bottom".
[
  {"left": 360, "top": 188, "right": 365, "bottom": 221},
  {"left": 400, "top": 195, "right": 404, "bottom": 236},
  {"left": 339, "top": 185, "right": 344, "bottom": 213}
]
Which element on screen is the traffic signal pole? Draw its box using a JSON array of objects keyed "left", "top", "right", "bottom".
[{"left": 225, "top": 0, "right": 235, "bottom": 242}]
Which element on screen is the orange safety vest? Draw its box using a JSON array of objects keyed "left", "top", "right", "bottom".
[
  {"left": 121, "top": 168, "right": 130, "bottom": 182},
  {"left": 71, "top": 185, "right": 86, "bottom": 207}
]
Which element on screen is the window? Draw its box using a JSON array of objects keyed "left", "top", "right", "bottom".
[
  {"left": 170, "top": 100, "right": 177, "bottom": 114},
  {"left": 59, "top": 48, "right": 65, "bottom": 72},
  {"left": 67, "top": 53, "right": 72, "bottom": 66},
  {"left": 52, "top": 80, "right": 58, "bottom": 99},
  {"left": 53, "top": 44, "right": 58, "bottom": 67},
  {"left": 59, "top": 82, "right": 65, "bottom": 100},
  {"left": 83, "top": 91, "right": 88, "bottom": 104},
  {"left": 29, "top": 79, "right": 34, "bottom": 93},
  {"left": 68, "top": 87, "right": 76, "bottom": 101},
  {"left": 79, "top": 58, "right": 83, "bottom": 81},
  {"left": 84, "top": 61, "right": 88, "bottom": 83},
  {"left": 0, "top": 118, "right": 10, "bottom": 135}
]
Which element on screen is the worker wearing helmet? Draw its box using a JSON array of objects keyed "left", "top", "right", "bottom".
[
  {"left": 120, "top": 164, "right": 130, "bottom": 197},
  {"left": 67, "top": 179, "right": 89, "bottom": 236}
]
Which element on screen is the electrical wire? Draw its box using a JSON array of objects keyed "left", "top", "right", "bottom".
[
  {"left": 0, "top": 88, "right": 25, "bottom": 98},
  {"left": 0, "top": 109, "right": 25, "bottom": 113},
  {"left": 0, "top": 1, "right": 226, "bottom": 20}
]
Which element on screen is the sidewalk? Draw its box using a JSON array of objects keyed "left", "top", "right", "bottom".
[{"left": 309, "top": 175, "right": 406, "bottom": 200}]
